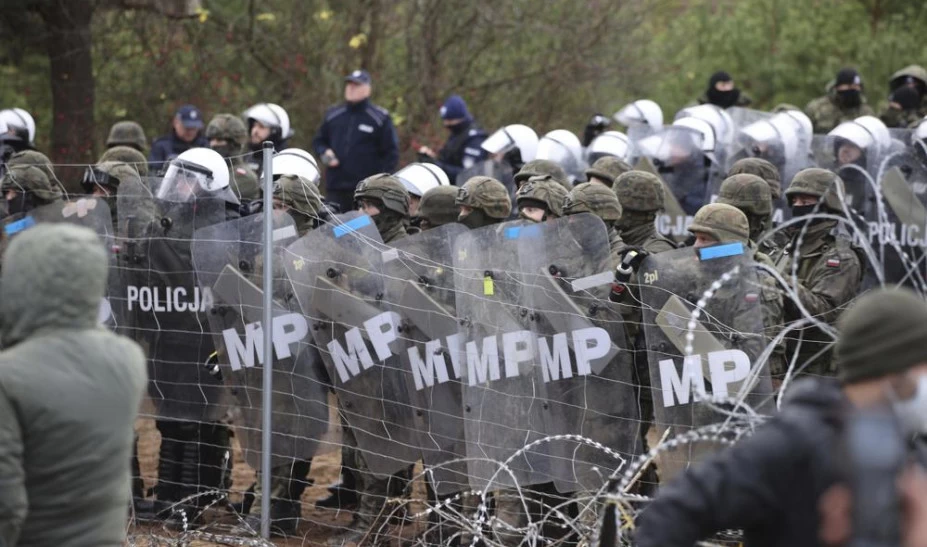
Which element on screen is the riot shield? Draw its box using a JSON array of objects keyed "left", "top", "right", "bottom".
[
  {"left": 191, "top": 211, "right": 330, "bottom": 471},
  {"left": 639, "top": 245, "right": 775, "bottom": 479},
  {"left": 517, "top": 214, "right": 640, "bottom": 493},
  {"left": 284, "top": 212, "right": 421, "bottom": 477},
  {"left": 636, "top": 125, "right": 712, "bottom": 215},
  {"left": 379, "top": 223, "right": 470, "bottom": 495},
  {"left": 116, "top": 176, "right": 231, "bottom": 422},
  {"left": 453, "top": 220, "right": 552, "bottom": 491},
  {"left": 456, "top": 159, "right": 516, "bottom": 210},
  {"left": 727, "top": 107, "right": 772, "bottom": 134}
]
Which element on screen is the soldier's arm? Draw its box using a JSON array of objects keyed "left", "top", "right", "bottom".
[
  {"left": 785, "top": 249, "right": 861, "bottom": 325},
  {"left": 0, "top": 383, "right": 27, "bottom": 546}
]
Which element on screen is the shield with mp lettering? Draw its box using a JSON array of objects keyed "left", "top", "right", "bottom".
[
  {"left": 516, "top": 213, "right": 641, "bottom": 493},
  {"left": 639, "top": 244, "right": 775, "bottom": 480},
  {"left": 452, "top": 219, "right": 553, "bottom": 491},
  {"left": 284, "top": 211, "right": 422, "bottom": 476},
  {"left": 379, "top": 222, "right": 470, "bottom": 496},
  {"left": 191, "top": 211, "right": 330, "bottom": 470}
]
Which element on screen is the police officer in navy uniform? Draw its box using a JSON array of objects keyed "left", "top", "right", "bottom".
[
  {"left": 417, "top": 94, "right": 488, "bottom": 182},
  {"left": 311, "top": 70, "right": 400, "bottom": 214},
  {"left": 148, "top": 104, "right": 209, "bottom": 175}
]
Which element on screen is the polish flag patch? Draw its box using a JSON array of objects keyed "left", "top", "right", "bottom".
[
  {"left": 826, "top": 258, "right": 841, "bottom": 268},
  {"left": 236, "top": 167, "right": 247, "bottom": 175},
  {"left": 744, "top": 293, "right": 759, "bottom": 303}
]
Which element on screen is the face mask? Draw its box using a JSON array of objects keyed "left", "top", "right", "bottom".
[
  {"left": 210, "top": 144, "right": 237, "bottom": 158},
  {"left": 707, "top": 87, "right": 741, "bottom": 109},
  {"left": 790, "top": 203, "right": 818, "bottom": 218},
  {"left": 836, "top": 89, "right": 862, "bottom": 108},
  {"left": 892, "top": 375, "right": 927, "bottom": 435},
  {"left": 6, "top": 192, "right": 32, "bottom": 216}
]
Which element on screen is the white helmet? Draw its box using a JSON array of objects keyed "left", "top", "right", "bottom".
[
  {"left": 0, "top": 108, "right": 36, "bottom": 144},
  {"left": 536, "top": 129, "right": 583, "bottom": 164},
  {"left": 243, "top": 103, "right": 293, "bottom": 140},
  {"left": 672, "top": 117, "right": 717, "bottom": 154},
  {"left": 394, "top": 163, "right": 449, "bottom": 197},
  {"left": 828, "top": 115, "right": 892, "bottom": 154},
  {"left": 481, "top": 124, "right": 539, "bottom": 163},
  {"left": 272, "top": 148, "right": 320, "bottom": 185},
  {"left": 915, "top": 116, "right": 927, "bottom": 141},
  {"left": 614, "top": 99, "right": 664, "bottom": 131},
  {"left": 156, "top": 147, "right": 238, "bottom": 204},
  {"left": 675, "top": 104, "right": 734, "bottom": 148},
  {"left": 587, "top": 131, "right": 633, "bottom": 162},
  {"left": 740, "top": 110, "right": 813, "bottom": 162}
]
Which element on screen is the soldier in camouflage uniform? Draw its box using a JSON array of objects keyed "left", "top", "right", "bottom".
[
  {"left": 273, "top": 174, "right": 323, "bottom": 237},
  {"left": 514, "top": 174, "right": 569, "bottom": 222},
  {"left": 716, "top": 173, "right": 778, "bottom": 255},
  {"left": 205, "top": 114, "right": 261, "bottom": 203},
  {"left": 769, "top": 168, "right": 864, "bottom": 376},
  {"left": 612, "top": 170, "right": 677, "bottom": 253},
  {"left": 878, "top": 65, "right": 927, "bottom": 129},
  {"left": 687, "top": 202, "right": 786, "bottom": 379},
  {"left": 105, "top": 121, "right": 148, "bottom": 154},
  {"left": 562, "top": 182, "right": 625, "bottom": 259},
  {"left": 455, "top": 176, "right": 513, "bottom": 230},
  {"left": 5, "top": 150, "right": 60, "bottom": 194},
  {"left": 2, "top": 164, "right": 62, "bottom": 216},
  {"left": 512, "top": 159, "right": 570, "bottom": 190},
  {"left": 804, "top": 68, "right": 875, "bottom": 133},
  {"left": 354, "top": 173, "right": 411, "bottom": 243},
  {"left": 417, "top": 185, "right": 459, "bottom": 230},
  {"left": 80, "top": 161, "right": 143, "bottom": 225},
  {"left": 585, "top": 155, "right": 632, "bottom": 188},
  {"left": 98, "top": 146, "right": 149, "bottom": 177}
]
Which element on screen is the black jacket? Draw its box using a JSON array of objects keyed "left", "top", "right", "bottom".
[
  {"left": 433, "top": 120, "right": 487, "bottom": 182},
  {"left": 148, "top": 130, "right": 208, "bottom": 175},
  {"left": 635, "top": 378, "right": 846, "bottom": 547},
  {"left": 312, "top": 98, "right": 399, "bottom": 192}
]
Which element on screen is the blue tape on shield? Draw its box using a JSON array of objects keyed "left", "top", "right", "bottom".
[
  {"left": 333, "top": 215, "right": 372, "bottom": 238},
  {"left": 4, "top": 216, "right": 35, "bottom": 236},
  {"left": 504, "top": 224, "right": 542, "bottom": 240},
  {"left": 698, "top": 241, "right": 744, "bottom": 261}
]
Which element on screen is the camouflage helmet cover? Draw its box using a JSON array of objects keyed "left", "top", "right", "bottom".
[
  {"left": 785, "top": 167, "right": 846, "bottom": 212},
  {"left": 585, "top": 156, "right": 632, "bottom": 186},
  {"left": 274, "top": 174, "right": 322, "bottom": 218},
  {"left": 205, "top": 113, "right": 249, "bottom": 151},
  {"left": 515, "top": 174, "right": 570, "bottom": 217},
  {"left": 613, "top": 170, "right": 664, "bottom": 212},
  {"left": 354, "top": 173, "right": 411, "bottom": 217},
  {"left": 513, "top": 159, "right": 570, "bottom": 189},
  {"left": 716, "top": 173, "right": 773, "bottom": 216},
  {"left": 1, "top": 164, "right": 61, "bottom": 203},
  {"left": 563, "top": 181, "right": 623, "bottom": 221},
  {"left": 418, "top": 185, "right": 459, "bottom": 227},
  {"left": 98, "top": 145, "right": 149, "bottom": 177},
  {"left": 727, "top": 157, "right": 782, "bottom": 199},
  {"left": 456, "top": 175, "right": 512, "bottom": 219},
  {"left": 105, "top": 121, "right": 147, "bottom": 151},
  {"left": 687, "top": 202, "right": 750, "bottom": 245},
  {"left": 6, "top": 149, "right": 55, "bottom": 184}
]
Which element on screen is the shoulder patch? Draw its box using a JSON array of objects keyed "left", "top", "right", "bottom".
[
  {"left": 235, "top": 167, "right": 247, "bottom": 175},
  {"left": 365, "top": 106, "right": 387, "bottom": 127},
  {"left": 373, "top": 104, "right": 389, "bottom": 115},
  {"left": 826, "top": 258, "right": 841, "bottom": 268}
]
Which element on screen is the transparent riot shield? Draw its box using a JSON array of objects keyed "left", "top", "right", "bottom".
[
  {"left": 517, "top": 214, "right": 641, "bottom": 493},
  {"left": 636, "top": 125, "right": 712, "bottom": 216},
  {"left": 639, "top": 245, "right": 775, "bottom": 479},
  {"left": 866, "top": 165, "right": 927, "bottom": 289},
  {"left": 115, "top": 176, "right": 231, "bottom": 422},
  {"left": 727, "top": 107, "right": 772, "bottom": 134},
  {"left": 633, "top": 156, "right": 693, "bottom": 242},
  {"left": 453, "top": 221, "right": 551, "bottom": 491},
  {"left": 284, "top": 211, "right": 421, "bottom": 477},
  {"left": 191, "top": 211, "right": 330, "bottom": 471},
  {"left": 379, "top": 223, "right": 469, "bottom": 495}
]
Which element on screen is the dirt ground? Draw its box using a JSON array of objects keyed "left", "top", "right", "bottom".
[{"left": 129, "top": 398, "right": 426, "bottom": 546}]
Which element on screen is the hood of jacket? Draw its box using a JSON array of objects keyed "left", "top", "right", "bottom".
[{"left": 0, "top": 223, "right": 108, "bottom": 346}]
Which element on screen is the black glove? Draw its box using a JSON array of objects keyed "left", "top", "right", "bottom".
[
  {"left": 203, "top": 351, "right": 223, "bottom": 382},
  {"left": 582, "top": 113, "right": 611, "bottom": 147}
]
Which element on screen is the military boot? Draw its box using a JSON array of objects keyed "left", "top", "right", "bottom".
[{"left": 326, "top": 477, "right": 390, "bottom": 547}]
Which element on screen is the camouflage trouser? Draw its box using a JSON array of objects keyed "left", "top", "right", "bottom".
[
  {"left": 252, "top": 459, "right": 313, "bottom": 508},
  {"left": 492, "top": 483, "right": 577, "bottom": 546}
]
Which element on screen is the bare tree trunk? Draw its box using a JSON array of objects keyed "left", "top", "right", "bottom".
[{"left": 38, "top": 0, "right": 96, "bottom": 185}]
